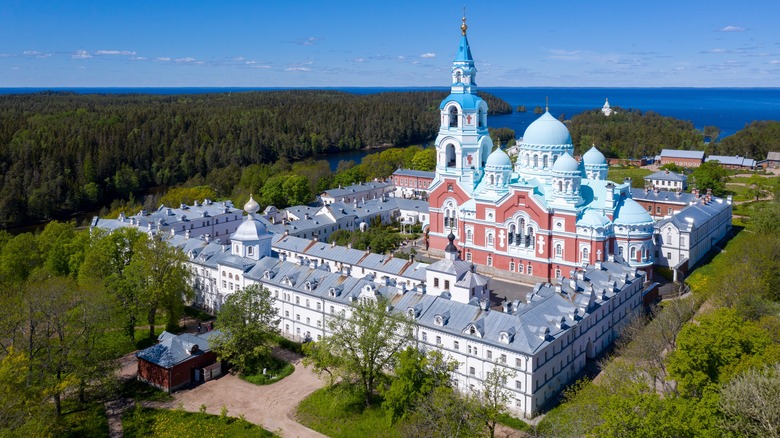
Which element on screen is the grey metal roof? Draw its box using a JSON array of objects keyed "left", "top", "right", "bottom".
[
  {"left": 392, "top": 168, "right": 436, "bottom": 179},
  {"left": 660, "top": 149, "right": 705, "bottom": 160},
  {"left": 644, "top": 171, "right": 687, "bottom": 182},
  {"left": 630, "top": 188, "right": 695, "bottom": 204},
  {"left": 136, "top": 330, "right": 221, "bottom": 368},
  {"left": 705, "top": 155, "right": 756, "bottom": 167},
  {"left": 767, "top": 151, "right": 780, "bottom": 161},
  {"left": 657, "top": 197, "right": 730, "bottom": 233},
  {"left": 321, "top": 181, "right": 392, "bottom": 198}
]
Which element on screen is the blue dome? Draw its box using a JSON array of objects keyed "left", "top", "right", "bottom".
[
  {"left": 522, "top": 111, "right": 572, "bottom": 146},
  {"left": 577, "top": 209, "right": 611, "bottom": 228},
  {"left": 439, "top": 93, "right": 483, "bottom": 111},
  {"left": 485, "top": 147, "right": 512, "bottom": 168},
  {"left": 582, "top": 146, "right": 607, "bottom": 166},
  {"left": 552, "top": 152, "right": 580, "bottom": 173},
  {"left": 614, "top": 198, "right": 653, "bottom": 225}
]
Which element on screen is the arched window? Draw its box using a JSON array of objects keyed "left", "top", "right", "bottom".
[
  {"left": 518, "top": 263, "right": 524, "bottom": 273},
  {"left": 449, "top": 107, "right": 459, "bottom": 128},
  {"left": 487, "top": 233, "right": 494, "bottom": 246},
  {"left": 619, "top": 246, "right": 624, "bottom": 256},
  {"left": 558, "top": 180, "right": 563, "bottom": 193},
  {"left": 478, "top": 110, "right": 484, "bottom": 128},
  {"left": 509, "top": 261, "right": 515, "bottom": 272},
  {"left": 527, "top": 264, "right": 533, "bottom": 276},
  {"left": 466, "top": 252, "right": 472, "bottom": 261},
  {"left": 525, "top": 154, "right": 530, "bottom": 167},
  {"left": 455, "top": 71, "right": 462, "bottom": 83},
  {"left": 466, "top": 229, "right": 473, "bottom": 242},
  {"left": 555, "top": 244, "right": 563, "bottom": 258},
  {"left": 489, "top": 174, "right": 495, "bottom": 185},
  {"left": 508, "top": 224, "right": 515, "bottom": 245},
  {"left": 630, "top": 246, "right": 636, "bottom": 260},
  {"left": 582, "top": 247, "right": 589, "bottom": 263},
  {"left": 527, "top": 228, "right": 535, "bottom": 248},
  {"left": 533, "top": 154, "right": 539, "bottom": 168},
  {"left": 487, "top": 255, "right": 493, "bottom": 266},
  {"left": 446, "top": 144, "right": 456, "bottom": 167},
  {"left": 543, "top": 155, "right": 549, "bottom": 168}
]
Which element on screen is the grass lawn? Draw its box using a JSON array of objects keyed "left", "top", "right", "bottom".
[
  {"left": 240, "top": 356, "right": 295, "bottom": 386},
  {"left": 297, "top": 384, "right": 400, "bottom": 438},
  {"left": 684, "top": 226, "right": 746, "bottom": 297},
  {"left": 119, "top": 378, "right": 174, "bottom": 403},
  {"left": 123, "top": 406, "right": 276, "bottom": 438},
  {"left": 607, "top": 167, "right": 652, "bottom": 188},
  {"left": 51, "top": 401, "right": 109, "bottom": 438}
]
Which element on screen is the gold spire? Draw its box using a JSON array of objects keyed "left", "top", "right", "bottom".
[{"left": 461, "top": 8, "right": 468, "bottom": 35}]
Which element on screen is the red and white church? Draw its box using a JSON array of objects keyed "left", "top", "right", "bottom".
[{"left": 427, "top": 22, "right": 655, "bottom": 283}]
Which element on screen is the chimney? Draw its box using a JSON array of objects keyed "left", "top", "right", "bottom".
[
  {"left": 304, "top": 213, "right": 310, "bottom": 220},
  {"left": 309, "top": 259, "right": 318, "bottom": 269},
  {"left": 569, "top": 277, "right": 577, "bottom": 290},
  {"left": 204, "top": 234, "right": 210, "bottom": 243},
  {"left": 279, "top": 253, "right": 287, "bottom": 262},
  {"left": 706, "top": 188, "right": 712, "bottom": 197},
  {"left": 185, "top": 229, "right": 191, "bottom": 239},
  {"left": 409, "top": 253, "right": 415, "bottom": 263},
  {"left": 502, "top": 301, "right": 512, "bottom": 313},
  {"left": 298, "top": 256, "right": 305, "bottom": 266},
  {"left": 480, "top": 299, "right": 490, "bottom": 311}
]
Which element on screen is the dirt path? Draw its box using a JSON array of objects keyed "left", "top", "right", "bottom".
[{"left": 148, "top": 349, "right": 326, "bottom": 438}]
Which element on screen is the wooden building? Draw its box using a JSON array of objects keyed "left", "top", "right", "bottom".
[{"left": 136, "top": 330, "right": 222, "bottom": 393}]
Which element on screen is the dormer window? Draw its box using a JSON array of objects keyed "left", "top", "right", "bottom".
[
  {"left": 499, "top": 332, "right": 510, "bottom": 344},
  {"left": 248, "top": 246, "right": 254, "bottom": 256},
  {"left": 469, "top": 326, "right": 476, "bottom": 335},
  {"left": 407, "top": 308, "right": 415, "bottom": 319},
  {"left": 434, "top": 315, "right": 443, "bottom": 326}
]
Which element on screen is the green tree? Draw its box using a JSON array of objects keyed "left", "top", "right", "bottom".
[
  {"left": 667, "top": 308, "right": 778, "bottom": 398},
  {"left": 126, "top": 234, "right": 193, "bottom": 338},
  {"left": 690, "top": 160, "right": 730, "bottom": 196},
  {"left": 382, "top": 347, "right": 457, "bottom": 424},
  {"left": 314, "top": 297, "right": 413, "bottom": 406},
  {"left": 411, "top": 149, "right": 436, "bottom": 171},
  {"left": 282, "top": 174, "right": 311, "bottom": 207},
  {"left": 659, "top": 162, "right": 685, "bottom": 173},
  {"left": 301, "top": 340, "right": 340, "bottom": 388},
  {"left": 400, "top": 386, "right": 483, "bottom": 438},
  {"left": 746, "top": 174, "right": 771, "bottom": 201},
  {"left": 211, "top": 284, "right": 280, "bottom": 374},
  {"left": 719, "top": 363, "right": 780, "bottom": 438},
  {"left": 472, "top": 366, "right": 516, "bottom": 438}
]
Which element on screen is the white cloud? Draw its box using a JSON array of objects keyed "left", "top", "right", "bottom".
[
  {"left": 23, "top": 50, "right": 52, "bottom": 58},
  {"left": 719, "top": 25, "right": 746, "bottom": 32},
  {"left": 770, "top": 60, "right": 780, "bottom": 64},
  {"left": 354, "top": 58, "right": 365, "bottom": 62},
  {"left": 301, "top": 37, "right": 317, "bottom": 46},
  {"left": 420, "top": 52, "right": 436, "bottom": 58},
  {"left": 72, "top": 50, "right": 92, "bottom": 59},
  {"left": 130, "top": 56, "right": 146, "bottom": 61},
  {"left": 155, "top": 57, "right": 171, "bottom": 61},
  {"left": 175, "top": 57, "right": 196, "bottom": 63},
  {"left": 285, "top": 67, "right": 311, "bottom": 71},
  {"left": 397, "top": 55, "right": 405, "bottom": 60},
  {"left": 704, "top": 48, "right": 728, "bottom": 54},
  {"left": 95, "top": 50, "right": 136, "bottom": 55}
]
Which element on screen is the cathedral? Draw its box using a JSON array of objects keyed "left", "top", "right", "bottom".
[{"left": 427, "top": 19, "right": 655, "bottom": 283}]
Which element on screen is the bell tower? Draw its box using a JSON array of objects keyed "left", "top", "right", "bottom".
[{"left": 434, "top": 15, "right": 492, "bottom": 193}]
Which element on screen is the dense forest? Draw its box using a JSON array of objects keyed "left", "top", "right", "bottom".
[
  {"left": 712, "top": 120, "right": 780, "bottom": 159},
  {"left": 568, "top": 107, "right": 705, "bottom": 159},
  {"left": 0, "top": 90, "right": 510, "bottom": 228}
]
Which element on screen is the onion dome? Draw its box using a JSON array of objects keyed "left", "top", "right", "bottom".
[
  {"left": 244, "top": 194, "right": 260, "bottom": 216},
  {"left": 522, "top": 111, "right": 572, "bottom": 146},
  {"left": 444, "top": 231, "right": 458, "bottom": 254},
  {"left": 552, "top": 152, "right": 580, "bottom": 173},
  {"left": 485, "top": 147, "right": 512, "bottom": 168},
  {"left": 582, "top": 145, "right": 607, "bottom": 166},
  {"left": 614, "top": 198, "right": 653, "bottom": 225}
]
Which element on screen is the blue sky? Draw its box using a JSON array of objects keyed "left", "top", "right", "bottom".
[{"left": 2, "top": 0, "right": 779, "bottom": 87}]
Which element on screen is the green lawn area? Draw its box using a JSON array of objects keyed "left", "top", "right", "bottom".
[
  {"left": 50, "top": 402, "right": 109, "bottom": 438},
  {"left": 684, "top": 226, "right": 745, "bottom": 297},
  {"left": 607, "top": 167, "right": 653, "bottom": 188},
  {"left": 123, "top": 406, "right": 276, "bottom": 438},
  {"left": 240, "top": 356, "right": 295, "bottom": 386},
  {"left": 297, "top": 385, "right": 400, "bottom": 438}
]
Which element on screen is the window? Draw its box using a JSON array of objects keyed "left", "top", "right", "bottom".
[
  {"left": 295, "top": 297, "right": 300, "bottom": 304},
  {"left": 222, "top": 280, "right": 226, "bottom": 288},
  {"left": 454, "top": 341, "right": 460, "bottom": 350},
  {"left": 527, "top": 265, "right": 533, "bottom": 276},
  {"left": 466, "top": 252, "right": 472, "bottom": 261},
  {"left": 317, "top": 320, "right": 321, "bottom": 327},
  {"left": 422, "top": 332, "right": 428, "bottom": 342},
  {"left": 516, "top": 357, "right": 522, "bottom": 368},
  {"left": 306, "top": 299, "right": 310, "bottom": 308},
  {"left": 436, "top": 336, "right": 441, "bottom": 345},
  {"left": 487, "top": 255, "right": 493, "bottom": 266},
  {"left": 467, "top": 229, "right": 473, "bottom": 242},
  {"left": 487, "top": 350, "right": 493, "bottom": 360},
  {"left": 500, "top": 354, "right": 507, "bottom": 364},
  {"left": 680, "top": 237, "right": 685, "bottom": 246},
  {"left": 555, "top": 244, "right": 563, "bottom": 258},
  {"left": 306, "top": 317, "right": 310, "bottom": 325},
  {"left": 656, "top": 206, "right": 661, "bottom": 214},
  {"left": 668, "top": 207, "right": 673, "bottom": 215},
  {"left": 330, "top": 305, "right": 335, "bottom": 314},
  {"left": 316, "top": 302, "right": 321, "bottom": 310},
  {"left": 510, "top": 261, "right": 515, "bottom": 271},
  {"left": 667, "top": 252, "right": 672, "bottom": 259},
  {"left": 296, "top": 314, "right": 300, "bottom": 321},
  {"left": 434, "top": 278, "right": 439, "bottom": 288},
  {"left": 444, "top": 280, "right": 450, "bottom": 290},
  {"left": 285, "top": 311, "right": 290, "bottom": 318},
  {"left": 469, "top": 367, "right": 476, "bottom": 375},
  {"left": 630, "top": 247, "right": 636, "bottom": 260},
  {"left": 487, "top": 233, "right": 494, "bottom": 246},
  {"left": 468, "top": 345, "right": 472, "bottom": 354}
]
